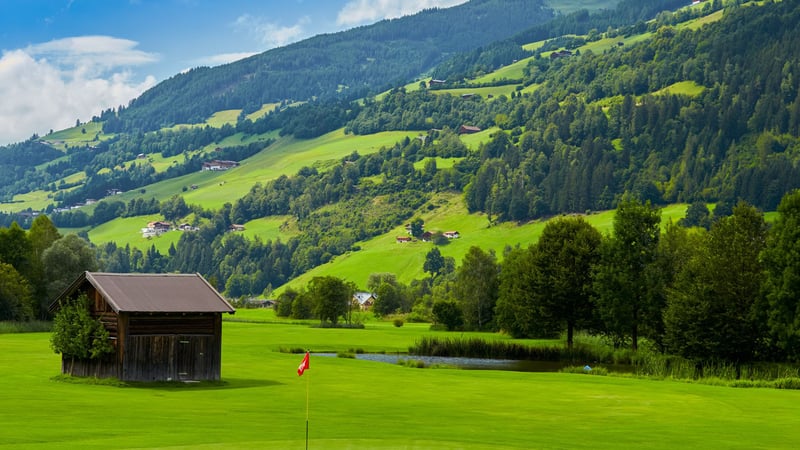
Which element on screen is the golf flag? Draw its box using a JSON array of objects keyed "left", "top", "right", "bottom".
[{"left": 298, "top": 352, "right": 310, "bottom": 376}]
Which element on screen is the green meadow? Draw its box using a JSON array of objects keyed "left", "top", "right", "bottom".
[
  {"left": 277, "top": 194, "right": 688, "bottom": 292},
  {"left": 2, "top": 316, "right": 799, "bottom": 449}
]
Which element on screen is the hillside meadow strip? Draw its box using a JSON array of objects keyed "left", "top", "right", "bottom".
[{"left": 2, "top": 321, "right": 800, "bottom": 449}]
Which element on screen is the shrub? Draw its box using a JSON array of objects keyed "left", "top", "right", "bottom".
[
  {"left": 398, "top": 358, "right": 427, "bottom": 368},
  {"left": 393, "top": 318, "right": 404, "bottom": 327},
  {"left": 773, "top": 378, "right": 800, "bottom": 390}
]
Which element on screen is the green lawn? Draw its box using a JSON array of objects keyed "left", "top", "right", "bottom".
[{"left": 2, "top": 321, "right": 800, "bottom": 449}]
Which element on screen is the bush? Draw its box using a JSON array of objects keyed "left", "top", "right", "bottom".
[
  {"left": 398, "top": 358, "right": 427, "bottom": 368},
  {"left": 393, "top": 318, "right": 404, "bottom": 327},
  {"left": 773, "top": 378, "right": 800, "bottom": 390}
]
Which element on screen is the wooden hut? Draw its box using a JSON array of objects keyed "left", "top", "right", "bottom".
[{"left": 50, "top": 272, "right": 235, "bottom": 382}]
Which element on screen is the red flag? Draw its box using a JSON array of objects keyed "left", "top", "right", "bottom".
[{"left": 297, "top": 352, "right": 310, "bottom": 376}]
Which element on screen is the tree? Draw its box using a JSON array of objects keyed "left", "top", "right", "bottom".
[
  {"left": 161, "top": 195, "right": 190, "bottom": 222},
  {"left": 0, "top": 222, "right": 32, "bottom": 274},
  {"left": 496, "top": 246, "right": 557, "bottom": 338},
  {"left": 432, "top": 300, "right": 463, "bottom": 331},
  {"left": 26, "top": 215, "right": 62, "bottom": 317},
  {"left": 664, "top": 202, "right": 767, "bottom": 364},
  {"left": 50, "top": 293, "right": 113, "bottom": 375},
  {"left": 535, "top": 217, "right": 602, "bottom": 348},
  {"left": 276, "top": 287, "right": 299, "bottom": 318},
  {"left": 680, "top": 201, "right": 711, "bottom": 229},
  {"left": 0, "top": 263, "right": 34, "bottom": 321},
  {"left": 453, "top": 246, "right": 498, "bottom": 330},
  {"left": 42, "top": 235, "right": 99, "bottom": 302},
  {"left": 593, "top": 199, "right": 661, "bottom": 350},
  {"left": 308, "top": 276, "right": 354, "bottom": 325},
  {"left": 291, "top": 290, "right": 314, "bottom": 320},
  {"left": 373, "top": 282, "right": 403, "bottom": 317},
  {"left": 761, "top": 190, "right": 800, "bottom": 360},
  {"left": 423, "top": 247, "right": 445, "bottom": 279},
  {"left": 409, "top": 218, "right": 424, "bottom": 239}
]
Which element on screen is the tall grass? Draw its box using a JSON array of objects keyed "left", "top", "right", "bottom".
[
  {"left": 409, "top": 336, "right": 603, "bottom": 363},
  {"left": 631, "top": 352, "right": 800, "bottom": 382},
  {"left": 411, "top": 335, "right": 800, "bottom": 388},
  {"left": 0, "top": 321, "right": 52, "bottom": 334}
]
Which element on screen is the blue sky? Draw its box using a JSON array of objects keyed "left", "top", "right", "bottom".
[{"left": 0, "top": 0, "right": 466, "bottom": 145}]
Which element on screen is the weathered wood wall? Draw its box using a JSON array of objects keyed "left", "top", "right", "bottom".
[{"left": 61, "top": 313, "right": 223, "bottom": 382}]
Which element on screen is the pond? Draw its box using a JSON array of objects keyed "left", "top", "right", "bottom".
[{"left": 316, "top": 353, "right": 632, "bottom": 373}]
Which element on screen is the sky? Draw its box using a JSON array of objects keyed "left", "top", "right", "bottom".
[{"left": 0, "top": 0, "right": 467, "bottom": 146}]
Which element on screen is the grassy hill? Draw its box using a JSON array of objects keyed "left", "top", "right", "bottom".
[{"left": 276, "top": 194, "right": 689, "bottom": 293}]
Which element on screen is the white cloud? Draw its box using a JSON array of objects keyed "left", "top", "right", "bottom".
[
  {"left": 336, "top": 0, "right": 468, "bottom": 27},
  {"left": 234, "top": 14, "right": 311, "bottom": 50},
  {"left": 0, "top": 37, "right": 158, "bottom": 146}
]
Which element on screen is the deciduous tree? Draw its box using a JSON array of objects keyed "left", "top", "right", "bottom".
[
  {"left": 593, "top": 199, "right": 661, "bottom": 350},
  {"left": 536, "top": 217, "right": 602, "bottom": 348},
  {"left": 454, "top": 246, "right": 498, "bottom": 330},
  {"left": 664, "top": 202, "right": 767, "bottom": 363},
  {"left": 308, "top": 276, "right": 354, "bottom": 325},
  {"left": 761, "top": 190, "right": 800, "bottom": 360}
]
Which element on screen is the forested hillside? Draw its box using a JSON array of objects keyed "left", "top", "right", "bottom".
[
  {"left": 109, "top": 0, "right": 553, "bottom": 133},
  {"left": 350, "top": 0, "right": 800, "bottom": 219}
]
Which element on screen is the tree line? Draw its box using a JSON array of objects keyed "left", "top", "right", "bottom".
[
  {"left": 271, "top": 190, "right": 800, "bottom": 367},
  {"left": 0, "top": 216, "right": 97, "bottom": 321}
]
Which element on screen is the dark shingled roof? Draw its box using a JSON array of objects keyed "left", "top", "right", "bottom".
[{"left": 51, "top": 272, "right": 235, "bottom": 314}]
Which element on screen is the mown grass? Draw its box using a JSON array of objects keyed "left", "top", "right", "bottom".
[{"left": 2, "top": 322, "right": 800, "bottom": 449}]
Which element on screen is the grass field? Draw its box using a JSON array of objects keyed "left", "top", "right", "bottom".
[
  {"left": 2, "top": 318, "right": 800, "bottom": 449},
  {"left": 277, "top": 194, "right": 689, "bottom": 293}
]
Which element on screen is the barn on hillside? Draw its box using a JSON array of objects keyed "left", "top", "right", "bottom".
[{"left": 50, "top": 272, "right": 235, "bottom": 382}]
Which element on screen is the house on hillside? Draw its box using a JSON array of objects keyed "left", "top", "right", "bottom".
[
  {"left": 396, "top": 236, "right": 412, "bottom": 243},
  {"left": 443, "top": 231, "right": 460, "bottom": 239},
  {"left": 353, "top": 292, "right": 376, "bottom": 310},
  {"left": 202, "top": 160, "right": 239, "bottom": 171},
  {"left": 49, "top": 272, "right": 235, "bottom": 382},
  {"left": 458, "top": 125, "right": 481, "bottom": 134},
  {"left": 142, "top": 221, "right": 171, "bottom": 238},
  {"left": 549, "top": 49, "right": 573, "bottom": 60}
]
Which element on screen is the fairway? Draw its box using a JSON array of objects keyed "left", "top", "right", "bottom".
[{"left": 2, "top": 321, "right": 800, "bottom": 449}]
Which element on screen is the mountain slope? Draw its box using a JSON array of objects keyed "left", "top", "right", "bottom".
[{"left": 114, "top": 0, "right": 554, "bottom": 133}]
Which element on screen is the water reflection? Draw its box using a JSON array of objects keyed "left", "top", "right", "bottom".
[{"left": 315, "top": 353, "right": 629, "bottom": 373}]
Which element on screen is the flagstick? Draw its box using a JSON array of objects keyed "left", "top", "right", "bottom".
[{"left": 305, "top": 359, "right": 310, "bottom": 450}]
